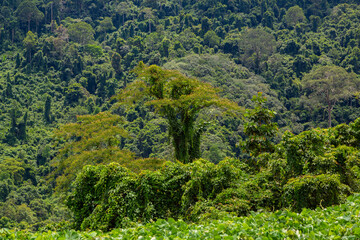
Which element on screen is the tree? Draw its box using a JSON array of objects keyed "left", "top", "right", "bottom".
[
  {"left": 240, "top": 92, "right": 278, "bottom": 158},
  {"left": 303, "top": 66, "right": 359, "bottom": 128},
  {"left": 50, "top": 112, "right": 134, "bottom": 190},
  {"left": 203, "top": 30, "right": 221, "bottom": 48},
  {"left": 262, "top": 10, "right": 274, "bottom": 29},
  {"left": 117, "top": 1, "right": 134, "bottom": 26},
  {"left": 238, "top": 28, "right": 276, "bottom": 74},
  {"left": 68, "top": 21, "right": 95, "bottom": 45},
  {"left": 201, "top": 17, "right": 211, "bottom": 35},
  {"left": 96, "top": 17, "right": 115, "bottom": 35},
  {"left": 23, "top": 31, "right": 37, "bottom": 63},
  {"left": 6, "top": 107, "right": 28, "bottom": 144},
  {"left": 141, "top": 8, "right": 155, "bottom": 33},
  {"left": 284, "top": 5, "right": 306, "bottom": 28},
  {"left": 111, "top": 52, "right": 122, "bottom": 76},
  {"left": 116, "top": 63, "right": 241, "bottom": 164},
  {"left": 15, "top": 0, "right": 44, "bottom": 32}
]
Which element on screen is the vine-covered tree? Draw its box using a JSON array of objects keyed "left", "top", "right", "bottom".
[
  {"left": 141, "top": 8, "right": 155, "bottom": 33},
  {"left": 116, "top": 63, "right": 241, "bottom": 164},
  {"left": 44, "top": 94, "right": 51, "bottom": 123}
]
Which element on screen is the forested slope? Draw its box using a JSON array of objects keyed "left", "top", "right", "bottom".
[{"left": 1, "top": 0, "right": 360, "bottom": 230}]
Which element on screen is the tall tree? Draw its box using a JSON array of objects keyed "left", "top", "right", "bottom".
[
  {"left": 23, "top": 31, "right": 38, "bottom": 63},
  {"left": 15, "top": 0, "right": 44, "bottom": 32},
  {"left": 116, "top": 63, "right": 241, "bottom": 164},
  {"left": 141, "top": 7, "right": 155, "bottom": 33},
  {"left": 117, "top": 1, "right": 135, "bottom": 26},
  {"left": 111, "top": 52, "right": 124, "bottom": 85},
  {"left": 238, "top": 28, "right": 276, "bottom": 74},
  {"left": 303, "top": 66, "right": 359, "bottom": 128}
]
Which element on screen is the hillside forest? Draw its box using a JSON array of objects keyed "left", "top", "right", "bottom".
[{"left": 1, "top": 0, "right": 360, "bottom": 236}]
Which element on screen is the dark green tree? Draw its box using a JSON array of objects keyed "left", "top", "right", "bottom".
[
  {"left": 111, "top": 52, "right": 125, "bottom": 86},
  {"left": 201, "top": 17, "right": 211, "bottom": 35},
  {"left": 203, "top": 30, "right": 221, "bottom": 48},
  {"left": 15, "top": 0, "right": 44, "bottom": 32},
  {"left": 284, "top": 5, "right": 306, "bottom": 29},
  {"left": 240, "top": 92, "right": 278, "bottom": 157}
]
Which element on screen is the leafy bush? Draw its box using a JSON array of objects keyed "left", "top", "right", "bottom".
[
  {"left": 283, "top": 174, "right": 350, "bottom": 211},
  {"left": 67, "top": 158, "right": 252, "bottom": 231}
]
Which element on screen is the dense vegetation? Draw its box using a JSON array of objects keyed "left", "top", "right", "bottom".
[
  {"left": 1, "top": 0, "right": 360, "bottom": 234},
  {"left": 3, "top": 193, "right": 360, "bottom": 239}
]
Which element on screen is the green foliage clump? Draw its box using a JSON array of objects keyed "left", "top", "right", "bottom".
[
  {"left": 67, "top": 161, "right": 189, "bottom": 231},
  {"left": 283, "top": 174, "right": 349, "bottom": 211},
  {"left": 68, "top": 22, "right": 95, "bottom": 45},
  {"left": 67, "top": 158, "right": 252, "bottom": 231},
  {"left": 259, "top": 118, "right": 360, "bottom": 211},
  {"left": 240, "top": 92, "right": 278, "bottom": 158}
]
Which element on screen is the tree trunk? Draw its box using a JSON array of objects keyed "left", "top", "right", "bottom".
[{"left": 28, "top": 19, "right": 31, "bottom": 32}]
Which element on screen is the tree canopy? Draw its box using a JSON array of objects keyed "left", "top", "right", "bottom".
[
  {"left": 303, "top": 66, "right": 359, "bottom": 128},
  {"left": 15, "top": 0, "right": 43, "bottom": 31},
  {"left": 117, "top": 63, "right": 241, "bottom": 163},
  {"left": 68, "top": 21, "right": 95, "bottom": 45},
  {"left": 50, "top": 112, "right": 134, "bottom": 190}
]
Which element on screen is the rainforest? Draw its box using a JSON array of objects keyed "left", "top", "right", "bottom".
[{"left": 1, "top": 0, "right": 360, "bottom": 239}]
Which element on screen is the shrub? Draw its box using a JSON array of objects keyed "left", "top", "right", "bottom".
[{"left": 282, "top": 174, "right": 350, "bottom": 211}]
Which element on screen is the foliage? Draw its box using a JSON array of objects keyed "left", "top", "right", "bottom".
[
  {"left": 240, "top": 92, "right": 278, "bottom": 158},
  {"left": 68, "top": 21, "right": 95, "bottom": 45},
  {"left": 284, "top": 5, "right": 306, "bottom": 28},
  {"left": 67, "top": 158, "right": 253, "bottom": 231},
  {"left": 4, "top": 194, "right": 360, "bottom": 239},
  {"left": 117, "top": 63, "right": 241, "bottom": 163},
  {"left": 51, "top": 112, "right": 134, "bottom": 191},
  {"left": 283, "top": 174, "right": 349, "bottom": 211},
  {"left": 303, "top": 65, "right": 359, "bottom": 127},
  {"left": 1, "top": 0, "right": 360, "bottom": 230}
]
